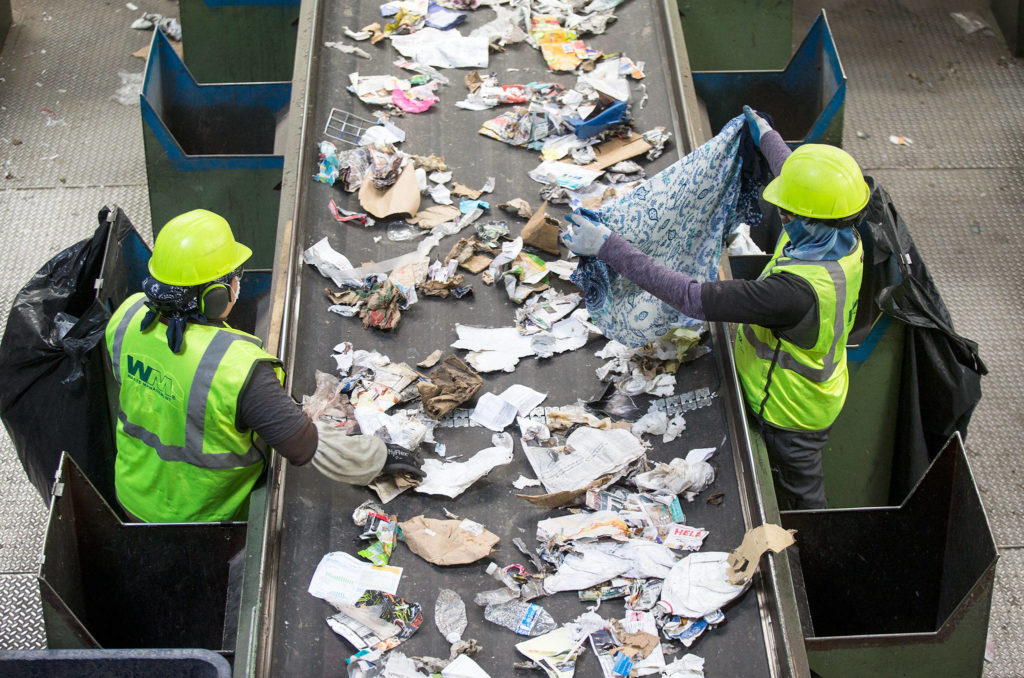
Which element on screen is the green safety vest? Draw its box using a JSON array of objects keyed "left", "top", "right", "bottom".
[
  {"left": 105, "top": 293, "right": 284, "bottom": 522},
  {"left": 734, "top": 231, "right": 863, "bottom": 432}
]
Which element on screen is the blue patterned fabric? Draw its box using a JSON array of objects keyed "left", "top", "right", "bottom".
[{"left": 572, "top": 115, "right": 745, "bottom": 347}]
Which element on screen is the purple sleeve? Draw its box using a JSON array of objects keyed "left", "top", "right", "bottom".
[
  {"left": 597, "top": 234, "right": 705, "bottom": 320},
  {"left": 760, "top": 129, "right": 792, "bottom": 176}
]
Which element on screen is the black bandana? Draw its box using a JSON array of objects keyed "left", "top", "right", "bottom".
[{"left": 139, "top": 271, "right": 236, "bottom": 353}]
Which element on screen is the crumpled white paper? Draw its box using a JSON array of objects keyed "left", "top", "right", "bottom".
[
  {"left": 659, "top": 552, "right": 750, "bottom": 619},
  {"left": 662, "top": 654, "right": 706, "bottom": 678},
  {"left": 416, "top": 433, "right": 514, "bottom": 498},
  {"left": 390, "top": 27, "right": 489, "bottom": 69},
  {"left": 634, "top": 447, "right": 716, "bottom": 501},
  {"left": 543, "top": 539, "right": 677, "bottom": 594}
]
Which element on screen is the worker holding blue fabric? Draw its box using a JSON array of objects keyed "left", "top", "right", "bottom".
[
  {"left": 105, "top": 209, "right": 421, "bottom": 523},
  {"left": 564, "top": 108, "right": 868, "bottom": 509}
]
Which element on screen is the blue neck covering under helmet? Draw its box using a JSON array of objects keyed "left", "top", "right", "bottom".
[{"left": 782, "top": 217, "right": 857, "bottom": 261}]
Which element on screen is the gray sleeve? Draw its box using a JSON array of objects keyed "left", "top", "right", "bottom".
[
  {"left": 238, "top": 362, "right": 316, "bottom": 465},
  {"left": 760, "top": 129, "right": 792, "bottom": 176},
  {"left": 597, "top": 233, "right": 705, "bottom": 320}
]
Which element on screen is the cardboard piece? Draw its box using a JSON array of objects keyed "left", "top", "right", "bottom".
[
  {"left": 417, "top": 349, "right": 444, "bottom": 368},
  {"left": 465, "top": 70, "right": 484, "bottom": 93},
  {"left": 368, "top": 474, "right": 419, "bottom": 504},
  {"left": 132, "top": 40, "right": 184, "bottom": 60},
  {"left": 520, "top": 200, "right": 561, "bottom": 255},
  {"left": 611, "top": 621, "right": 659, "bottom": 660},
  {"left": 359, "top": 164, "right": 421, "bottom": 219},
  {"left": 499, "top": 198, "right": 534, "bottom": 219},
  {"left": 726, "top": 524, "right": 796, "bottom": 585},
  {"left": 452, "top": 182, "right": 482, "bottom": 199},
  {"left": 446, "top": 238, "right": 500, "bottom": 274},
  {"left": 399, "top": 515, "right": 500, "bottom": 566},
  {"left": 584, "top": 133, "right": 653, "bottom": 172},
  {"left": 515, "top": 474, "right": 613, "bottom": 509},
  {"left": 409, "top": 204, "right": 462, "bottom": 229},
  {"left": 412, "top": 153, "right": 448, "bottom": 172}
]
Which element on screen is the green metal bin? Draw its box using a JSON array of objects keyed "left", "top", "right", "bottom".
[
  {"left": 179, "top": 0, "right": 300, "bottom": 83},
  {"left": 141, "top": 30, "right": 289, "bottom": 270},
  {"left": 782, "top": 434, "right": 997, "bottom": 678}
]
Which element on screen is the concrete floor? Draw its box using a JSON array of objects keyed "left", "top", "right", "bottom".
[{"left": 0, "top": 0, "right": 1021, "bottom": 675}]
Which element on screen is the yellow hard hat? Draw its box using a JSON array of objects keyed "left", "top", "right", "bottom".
[
  {"left": 762, "top": 144, "right": 870, "bottom": 220},
  {"left": 148, "top": 209, "right": 252, "bottom": 286}
]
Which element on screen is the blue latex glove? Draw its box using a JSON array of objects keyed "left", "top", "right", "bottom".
[
  {"left": 564, "top": 212, "right": 611, "bottom": 256},
  {"left": 743, "top": 105, "right": 772, "bottom": 148}
]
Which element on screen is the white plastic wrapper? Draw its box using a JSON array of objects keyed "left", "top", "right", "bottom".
[
  {"left": 659, "top": 552, "right": 750, "bottom": 619},
  {"left": 416, "top": 433, "right": 514, "bottom": 498},
  {"left": 662, "top": 654, "right": 706, "bottom": 678},
  {"left": 634, "top": 447, "right": 716, "bottom": 501},
  {"left": 543, "top": 539, "right": 677, "bottom": 594},
  {"left": 390, "top": 27, "right": 489, "bottom": 69},
  {"left": 726, "top": 223, "right": 765, "bottom": 256}
]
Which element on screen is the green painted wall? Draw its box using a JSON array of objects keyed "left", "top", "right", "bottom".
[
  {"left": 822, "top": 320, "right": 904, "bottom": 508},
  {"left": 180, "top": 1, "right": 299, "bottom": 83},
  {"left": 677, "top": 0, "right": 793, "bottom": 71},
  {"left": 143, "top": 128, "right": 282, "bottom": 271}
]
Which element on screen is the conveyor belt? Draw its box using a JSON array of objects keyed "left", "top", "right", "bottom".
[{"left": 244, "top": 1, "right": 802, "bottom": 675}]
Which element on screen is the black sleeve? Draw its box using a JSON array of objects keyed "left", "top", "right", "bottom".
[
  {"left": 238, "top": 362, "right": 316, "bottom": 465},
  {"left": 700, "top": 272, "right": 817, "bottom": 329}
]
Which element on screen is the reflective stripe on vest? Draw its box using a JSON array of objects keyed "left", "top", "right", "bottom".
[
  {"left": 109, "top": 296, "right": 264, "bottom": 470},
  {"left": 740, "top": 257, "right": 848, "bottom": 383}
]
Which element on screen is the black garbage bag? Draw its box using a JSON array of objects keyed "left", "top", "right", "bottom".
[
  {"left": 0, "top": 208, "right": 118, "bottom": 503},
  {"left": 860, "top": 181, "right": 988, "bottom": 503}
]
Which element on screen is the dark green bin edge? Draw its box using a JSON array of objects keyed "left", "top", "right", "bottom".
[
  {"left": 141, "top": 30, "right": 289, "bottom": 270},
  {"left": 782, "top": 434, "right": 997, "bottom": 678},
  {"left": 0, "top": 649, "right": 230, "bottom": 678},
  {"left": 180, "top": 0, "right": 300, "bottom": 83}
]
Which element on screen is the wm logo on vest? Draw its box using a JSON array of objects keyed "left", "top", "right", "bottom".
[{"left": 126, "top": 355, "right": 180, "bottom": 402}]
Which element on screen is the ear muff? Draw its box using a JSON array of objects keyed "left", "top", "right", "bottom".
[{"left": 199, "top": 282, "right": 232, "bottom": 319}]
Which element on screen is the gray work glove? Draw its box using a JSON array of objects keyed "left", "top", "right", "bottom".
[
  {"left": 311, "top": 421, "right": 387, "bottom": 485},
  {"left": 743, "top": 105, "right": 772, "bottom": 148},
  {"left": 563, "top": 212, "right": 611, "bottom": 257},
  {"left": 382, "top": 444, "right": 426, "bottom": 479}
]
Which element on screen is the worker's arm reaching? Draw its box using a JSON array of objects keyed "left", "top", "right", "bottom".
[
  {"left": 562, "top": 105, "right": 816, "bottom": 331},
  {"left": 238, "top": 362, "right": 422, "bottom": 483},
  {"left": 743, "top": 105, "right": 791, "bottom": 174}
]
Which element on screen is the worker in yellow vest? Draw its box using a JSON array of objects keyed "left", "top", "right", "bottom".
[
  {"left": 105, "top": 210, "right": 421, "bottom": 522},
  {"left": 564, "top": 108, "right": 867, "bottom": 509}
]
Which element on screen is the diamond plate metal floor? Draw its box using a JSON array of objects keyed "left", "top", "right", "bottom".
[
  {"left": 1, "top": 0, "right": 1023, "bottom": 674},
  {"left": 0, "top": 0, "right": 171, "bottom": 652}
]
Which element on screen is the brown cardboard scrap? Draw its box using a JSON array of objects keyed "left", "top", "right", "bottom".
[
  {"left": 465, "top": 70, "right": 484, "bottom": 93},
  {"left": 362, "top": 22, "right": 387, "bottom": 44},
  {"left": 409, "top": 204, "right": 461, "bottom": 229},
  {"left": 132, "top": 40, "right": 184, "bottom": 60},
  {"left": 399, "top": 515, "right": 499, "bottom": 566},
  {"left": 418, "top": 355, "right": 483, "bottom": 418},
  {"left": 417, "top": 273, "right": 467, "bottom": 298},
  {"left": 411, "top": 154, "right": 448, "bottom": 172},
  {"left": 417, "top": 349, "right": 444, "bottom": 368},
  {"left": 610, "top": 621, "right": 659, "bottom": 660},
  {"left": 515, "top": 474, "right": 614, "bottom": 509},
  {"left": 358, "top": 164, "right": 421, "bottom": 219},
  {"left": 499, "top": 198, "right": 534, "bottom": 219},
  {"left": 520, "top": 201, "right": 561, "bottom": 255},
  {"left": 584, "top": 133, "right": 653, "bottom": 171},
  {"left": 451, "top": 182, "right": 482, "bottom": 200},
  {"left": 445, "top": 238, "right": 500, "bottom": 274},
  {"left": 462, "top": 255, "right": 492, "bottom": 274},
  {"left": 726, "top": 524, "right": 796, "bottom": 585},
  {"left": 368, "top": 474, "right": 419, "bottom": 504},
  {"left": 582, "top": 186, "right": 619, "bottom": 211}
]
